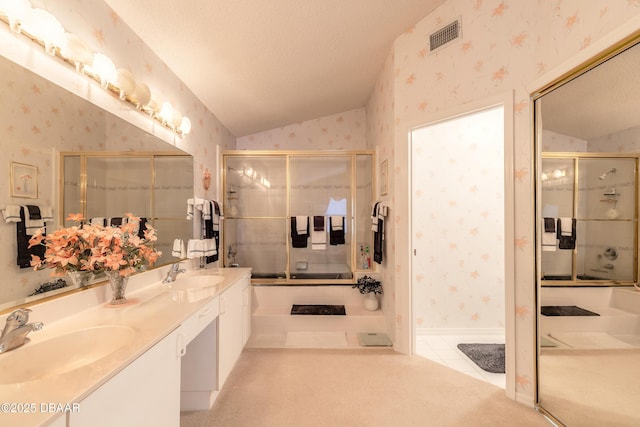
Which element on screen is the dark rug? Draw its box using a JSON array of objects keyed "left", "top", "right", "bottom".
[
  {"left": 541, "top": 305, "right": 599, "bottom": 316},
  {"left": 290, "top": 304, "right": 346, "bottom": 315},
  {"left": 457, "top": 343, "right": 505, "bottom": 374}
]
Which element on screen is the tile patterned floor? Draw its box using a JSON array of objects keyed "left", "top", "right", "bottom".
[{"left": 415, "top": 334, "right": 506, "bottom": 389}]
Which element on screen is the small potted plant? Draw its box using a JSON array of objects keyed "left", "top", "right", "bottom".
[{"left": 353, "top": 275, "right": 382, "bottom": 311}]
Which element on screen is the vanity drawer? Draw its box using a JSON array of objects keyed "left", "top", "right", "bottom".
[{"left": 181, "top": 297, "right": 220, "bottom": 345}]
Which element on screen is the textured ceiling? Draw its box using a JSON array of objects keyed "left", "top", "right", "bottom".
[
  {"left": 105, "top": 0, "right": 446, "bottom": 137},
  {"left": 541, "top": 41, "right": 640, "bottom": 141}
]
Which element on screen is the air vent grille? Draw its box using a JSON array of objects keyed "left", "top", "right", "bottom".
[{"left": 429, "top": 19, "right": 461, "bottom": 52}]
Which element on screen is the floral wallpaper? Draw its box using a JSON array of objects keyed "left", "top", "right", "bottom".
[
  {"left": 236, "top": 108, "right": 366, "bottom": 150},
  {"left": 366, "top": 0, "right": 640, "bottom": 403}
]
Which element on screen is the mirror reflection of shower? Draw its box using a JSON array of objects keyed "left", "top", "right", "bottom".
[{"left": 598, "top": 167, "right": 616, "bottom": 180}]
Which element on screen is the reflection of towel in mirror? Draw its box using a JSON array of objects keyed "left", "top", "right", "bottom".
[
  {"left": 16, "top": 206, "right": 45, "bottom": 268},
  {"left": 2, "top": 205, "right": 21, "bottom": 223},
  {"left": 329, "top": 216, "right": 345, "bottom": 245},
  {"left": 172, "top": 239, "right": 184, "bottom": 257},
  {"left": 91, "top": 217, "right": 106, "bottom": 226},
  {"left": 542, "top": 218, "right": 557, "bottom": 252},
  {"left": 312, "top": 216, "right": 326, "bottom": 250},
  {"left": 557, "top": 218, "right": 576, "bottom": 250},
  {"left": 187, "top": 239, "right": 205, "bottom": 258},
  {"left": 291, "top": 217, "right": 309, "bottom": 248},
  {"left": 296, "top": 216, "right": 308, "bottom": 234}
]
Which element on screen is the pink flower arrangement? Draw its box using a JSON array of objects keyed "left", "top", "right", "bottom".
[{"left": 29, "top": 213, "right": 161, "bottom": 277}]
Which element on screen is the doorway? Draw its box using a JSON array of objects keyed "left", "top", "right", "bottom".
[{"left": 410, "top": 105, "right": 506, "bottom": 388}]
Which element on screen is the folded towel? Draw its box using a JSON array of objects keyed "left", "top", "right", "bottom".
[
  {"left": 330, "top": 216, "right": 343, "bottom": 231},
  {"left": 187, "top": 239, "right": 205, "bottom": 258},
  {"left": 212, "top": 201, "right": 221, "bottom": 232},
  {"left": 202, "top": 199, "right": 212, "bottom": 220},
  {"left": 371, "top": 202, "right": 380, "bottom": 232},
  {"left": 559, "top": 217, "right": 573, "bottom": 236},
  {"left": 109, "top": 217, "right": 128, "bottom": 227},
  {"left": 543, "top": 217, "right": 556, "bottom": 233},
  {"left": 329, "top": 216, "right": 345, "bottom": 245},
  {"left": 23, "top": 205, "right": 44, "bottom": 235},
  {"left": 312, "top": 216, "right": 326, "bottom": 250},
  {"left": 187, "top": 197, "right": 205, "bottom": 219},
  {"left": 296, "top": 216, "right": 309, "bottom": 234},
  {"left": 558, "top": 218, "right": 577, "bottom": 250},
  {"left": 204, "top": 239, "right": 217, "bottom": 257},
  {"left": 2, "top": 205, "right": 21, "bottom": 223},
  {"left": 291, "top": 217, "right": 309, "bottom": 248},
  {"left": 313, "top": 215, "right": 325, "bottom": 231},
  {"left": 41, "top": 206, "right": 53, "bottom": 222},
  {"left": 172, "top": 238, "right": 184, "bottom": 257},
  {"left": 91, "top": 217, "right": 106, "bottom": 226}
]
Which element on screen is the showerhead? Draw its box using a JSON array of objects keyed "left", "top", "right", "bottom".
[{"left": 598, "top": 168, "right": 616, "bottom": 180}]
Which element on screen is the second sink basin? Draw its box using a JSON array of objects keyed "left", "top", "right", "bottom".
[
  {"left": 166, "top": 275, "right": 224, "bottom": 303},
  {"left": 0, "top": 325, "right": 135, "bottom": 384}
]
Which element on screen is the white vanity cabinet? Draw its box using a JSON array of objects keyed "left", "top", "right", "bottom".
[
  {"left": 218, "top": 273, "right": 251, "bottom": 389},
  {"left": 68, "top": 329, "right": 181, "bottom": 427}
]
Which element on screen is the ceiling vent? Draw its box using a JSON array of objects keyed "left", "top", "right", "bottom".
[{"left": 429, "top": 19, "right": 461, "bottom": 52}]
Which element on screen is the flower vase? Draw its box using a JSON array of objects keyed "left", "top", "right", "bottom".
[
  {"left": 105, "top": 270, "right": 129, "bottom": 305},
  {"left": 67, "top": 271, "right": 92, "bottom": 288},
  {"left": 363, "top": 292, "right": 379, "bottom": 311}
]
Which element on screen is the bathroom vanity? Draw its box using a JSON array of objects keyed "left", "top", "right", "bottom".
[{"left": 0, "top": 267, "right": 251, "bottom": 427}]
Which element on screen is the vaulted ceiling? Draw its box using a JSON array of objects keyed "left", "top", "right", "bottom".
[{"left": 105, "top": 0, "right": 446, "bottom": 137}]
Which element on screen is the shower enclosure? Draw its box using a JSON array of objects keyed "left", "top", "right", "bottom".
[
  {"left": 540, "top": 154, "right": 638, "bottom": 284},
  {"left": 222, "top": 151, "right": 374, "bottom": 283}
]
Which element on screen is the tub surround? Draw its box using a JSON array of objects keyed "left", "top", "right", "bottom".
[{"left": 0, "top": 266, "right": 251, "bottom": 427}]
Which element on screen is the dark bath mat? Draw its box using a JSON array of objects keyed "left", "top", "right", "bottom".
[
  {"left": 541, "top": 305, "right": 599, "bottom": 317},
  {"left": 457, "top": 343, "right": 505, "bottom": 374},
  {"left": 291, "top": 304, "right": 346, "bottom": 315}
]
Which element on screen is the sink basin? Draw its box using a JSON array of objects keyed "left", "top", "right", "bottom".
[
  {"left": 167, "top": 275, "right": 224, "bottom": 303},
  {"left": 0, "top": 325, "right": 135, "bottom": 384}
]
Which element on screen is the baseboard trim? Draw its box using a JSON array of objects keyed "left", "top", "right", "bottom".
[{"left": 416, "top": 327, "right": 505, "bottom": 336}]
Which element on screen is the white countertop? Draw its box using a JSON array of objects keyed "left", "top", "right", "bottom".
[{"left": 0, "top": 267, "right": 251, "bottom": 427}]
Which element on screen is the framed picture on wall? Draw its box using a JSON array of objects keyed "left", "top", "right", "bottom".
[
  {"left": 10, "top": 161, "right": 38, "bottom": 199},
  {"left": 380, "top": 159, "right": 388, "bottom": 196}
]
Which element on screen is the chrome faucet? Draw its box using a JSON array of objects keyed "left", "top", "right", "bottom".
[
  {"left": 0, "top": 308, "right": 43, "bottom": 353},
  {"left": 162, "top": 262, "right": 186, "bottom": 283}
]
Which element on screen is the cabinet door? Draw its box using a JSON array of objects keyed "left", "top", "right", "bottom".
[
  {"left": 69, "top": 330, "right": 181, "bottom": 427},
  {"left": 218, "top": 276, "right": 249, "bottom": 388},
  {"left": 242, "top": 282, "right": 252, "bottom": 347}
]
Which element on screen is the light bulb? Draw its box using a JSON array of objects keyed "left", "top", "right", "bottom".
[
  {"left": 159, "top": 102, "right": 174, "bottom": 124},
  {"left": 179, "top": 117, "right": 191, "bottom": 135},
  {"left": 116, "top": 68, "right": 135, "bottom": 100},
  {"left": 90, "top": 53, "right": 117, "bottom": 89},
  {"left": 0, "top": 0, "right": 31, "bottom": 33},
  {"left": 59, "top": 33, "right": 93, "bottom": 71},
  {"left": 172, "top": 110, "right": 183, "bottom": 129},
  {"left": 132, "top": 81, "right": 151, "bottom": 108},
  {"left": 21, "top": 8, "right": 65, "bottom": 55}
]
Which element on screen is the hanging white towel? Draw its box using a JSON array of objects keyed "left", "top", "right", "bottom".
[
  {"left": 186, "top": 198, "right": 205, "bottom": 219},
  {"left": 371, "top": 202, "right": 380, "bottom": 232},
  {"left": 330, "top": 216, "right": 343, "bottom": 231},
  {"left": 172, "top": 239, "right": 184, "bottom": 257},
  {"left": 296, "top": 216, "right": 308, "bottom": 234},
  {"left": 311, "top": 216, "right": 326, "bottom": 250},
  {"left": 22, "top": 205, "right": 44, "bottom": 235},
  {"left": 204, "top": 239, "right": 217, "bottom": 257},
  {"left": 91, "top": 217, "right": 105, "bottom": 226},
  {"left": 542, "top": 232, "right": 557, "bottom": 252},
  {"left": 202, "top": 200, "right": 212, "bottom": 220},
  {"left": 187, "top": 239, "right": 205, "bottom": 258},
  {"left": 41, "top": 206, "right": 53, "bottom": 223},
  {"left": 559, "top": 217, "right": 573, "bottom": 236},
  {"left": 2, "top": 205, "right": 21, "bottom": 223}
]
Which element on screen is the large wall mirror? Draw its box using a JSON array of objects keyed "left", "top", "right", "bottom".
[
  {"left": 534, "top": 38, "right": 640, "bottom": 426},
  {"left": 0, "top": 52, "right": 193, "bottom": 312}
]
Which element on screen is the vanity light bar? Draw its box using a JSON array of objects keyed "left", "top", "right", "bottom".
[{"left": 0, "top": 2, "right": 192, "bottom": 137}]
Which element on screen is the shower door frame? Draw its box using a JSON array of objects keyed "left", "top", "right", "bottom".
[{"left": 221, "top": 150, "right": 376, "bottom": 285}]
